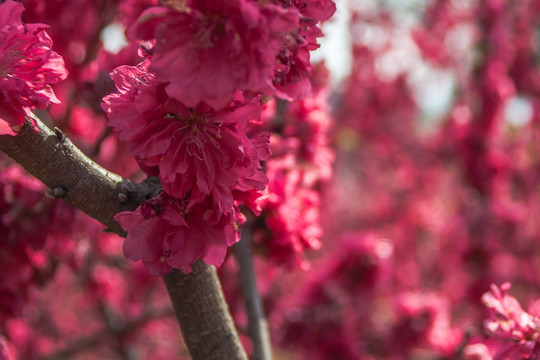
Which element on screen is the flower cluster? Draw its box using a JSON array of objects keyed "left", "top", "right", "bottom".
[
  {"left": 102, "top": 57, "right": 271, "bottom": 274},
  {"left": 104, "top": 0, "right": 334, "bottom": 274},
  {"left": 115, "top": 192, "right": 239, "bottom": 275},
  {"left": 0, "top": 0, "right": 67, "bottom": 135},
  {"left": 254, "top": 65, "right": 335, "bottom": 268},
  {"left": 127, "top": 0, "right": 298, "bottom": 109},
  {"left": 102, "top": 60, "right": 269, "bottom": 215}
]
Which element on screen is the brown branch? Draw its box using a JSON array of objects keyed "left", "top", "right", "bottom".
[
  {"left": 164, "top": 263, "right": 248, "bottom": 360},
  {"left": 0, "top": 116, "right": 151, "bottom": 235},
  {"left": 0, "top": 116, "right": 248, "bottom": 360}
]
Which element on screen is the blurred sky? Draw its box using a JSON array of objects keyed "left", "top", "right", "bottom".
[
  {"left": 313, "top": 0, "right": 455, "bottom": 133},
  {"left": 313, "top": 0, "right": 534, "bottom": 130}
]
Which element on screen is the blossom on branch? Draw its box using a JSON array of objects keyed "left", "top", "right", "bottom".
[
  {"left": 0, "top": 0, "right": 67, "bottom": 135},
  {"left": 127, "top": 0, "right": 299, "bottom": 109},
  {"left": 102, "top": 60, "right": 270, "bottom": 214},
  {"left": 114, "top": 192, "right": 239, "bottom": 275}
]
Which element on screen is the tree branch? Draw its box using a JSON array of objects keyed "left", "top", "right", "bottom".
[
  {"left": 233, "top": 220, "right": 273, "bottom": 360},
  {"left": 0, "top": 116, "right": 247, "bottom": 360},
  {"left": 0, "top": 116, "right": 151, "bottom": 235},
  {"left": 164, "top": 263, "right": 248, "bottom": 360},
  {"left": 40, "top": 307, "right": 175, "bottom": 360}
]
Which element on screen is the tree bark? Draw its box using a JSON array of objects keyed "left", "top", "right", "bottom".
[
  {"left": 0, "top": 116, "right": 150, "bottom": 234},
  {"left": 164, "top": 263, "right": 248, "bottom": 360},
  {"left": 0, "top": 117, "right": 247, "bottom": 360}
]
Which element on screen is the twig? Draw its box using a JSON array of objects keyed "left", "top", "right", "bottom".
[
  {"left": 233, "top": 220, "right": 273, "bottom": 360},
  {"left": 39, "top": 308, "right": 174, "bottom": 360}
]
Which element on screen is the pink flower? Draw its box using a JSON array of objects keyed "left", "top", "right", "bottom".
[
  {"left": 273, "top": 17, "right": 322, "bottom": 101},
  {"left": 275, "top": 85, "right": 335, "bottom": 184},
  {"left": 127, "top": 0, "right": 299, "bottom": 109},
  {"left": 102, "top": 60, "right": 270, "bottom": 213},
  {"left": 390, "top": 292, "right": 463, "bottom": 355},
  {"left": 114, "top": 192, "right": 239, "bottom": 275},
  {"left": 254, "top": 77, "right": 334, "bottom": 267},
  {"left": 482, "top": 283, "right": 540, "bottom": 359},
  {"left": 0, "top": 0, "right": 67, "bottom": 135},
  {"left": 256, "top": 155, "right": 323, "bottom": 268}
]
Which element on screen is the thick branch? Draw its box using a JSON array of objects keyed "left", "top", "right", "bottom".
[
  {"left": 0, "top": 117, "right": 247, "bottom": 360},
  {"left": 0, "top": 117, "right": 151, "bottom": 235},
  {"left": 164, "top": 263, "right": 248, "bottom": 360},
  {"left": 234, "top": 222, "right": 273, "bottom": 360}
]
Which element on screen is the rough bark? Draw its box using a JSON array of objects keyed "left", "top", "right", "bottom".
[
  {"left": 0, "top": 117, "right": 247, "bottom": 360},
  {"left": 0, "top": 116, "right": 152, "bottom": 234},
  {"left": 164, "top": 263, "right": 248, "bottom": 360}
]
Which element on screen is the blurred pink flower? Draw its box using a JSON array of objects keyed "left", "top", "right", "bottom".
[
  {"left": 482, "top": 283, "right": 540, "bottom": 359},
  {"left": 256, "top": 155, "right": 322, "bottom": 268},
  {"left": 0, "top": 0, "right": 67, "bottom": 135},
  {"left": 0, "top": 335, "right": 15, "bottom": 360}
]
